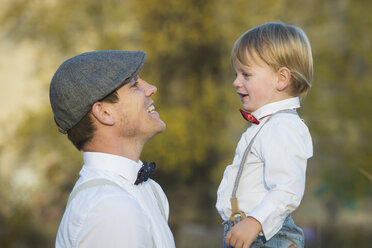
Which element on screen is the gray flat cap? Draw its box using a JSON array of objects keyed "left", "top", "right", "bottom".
[{"left": 50, "top": 50, "right": 146, "bottom": 134}]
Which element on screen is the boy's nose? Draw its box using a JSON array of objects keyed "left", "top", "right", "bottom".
[{"left": 233, "top": 78, "right": 241, "bottom": 88}]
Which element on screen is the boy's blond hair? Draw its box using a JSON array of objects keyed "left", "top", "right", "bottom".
[{"left": 232, "top": 22, "right": 313, "bottom": 97}]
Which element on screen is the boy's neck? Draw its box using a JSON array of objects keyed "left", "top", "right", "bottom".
[{"left": 252, "top": 96, "right": 300, "bottom": 119}]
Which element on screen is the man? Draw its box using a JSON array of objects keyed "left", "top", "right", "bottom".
[{"left": 50, "top": 50, "right": 175, "bottom": 247}]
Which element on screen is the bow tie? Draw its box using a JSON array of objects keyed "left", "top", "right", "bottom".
[
  {"left": 239, "top": 109, "right": 259, "bottom": 124},
  {"left": 134, "top": 161, "right": 156, "bottom": 185}
]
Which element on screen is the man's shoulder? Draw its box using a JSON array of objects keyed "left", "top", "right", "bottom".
[{"left": 70, "top": 179, "right": 139, "bottom": 212}]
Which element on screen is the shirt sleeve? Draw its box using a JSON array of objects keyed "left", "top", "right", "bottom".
[
  {"left": 249, "top": 115, "right": 313, "bottom": 240},
  {"left": 75, "top": 194, "right": 153, "bottom": 248}
]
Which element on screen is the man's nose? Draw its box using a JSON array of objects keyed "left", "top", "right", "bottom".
[{"left": 141, "top": 79, "right": 157, "bottom": 96}]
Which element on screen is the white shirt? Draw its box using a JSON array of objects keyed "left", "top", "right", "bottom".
[
  {"left": 56, "top": 152, "right": 175, "bottom": 248},
  {"left": 216, "top": 97, "right": 313, "bottom": 240}
]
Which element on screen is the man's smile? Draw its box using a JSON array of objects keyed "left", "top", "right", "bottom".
[{"left": 147, "top": 104, "right": 155, "bottom": 113}]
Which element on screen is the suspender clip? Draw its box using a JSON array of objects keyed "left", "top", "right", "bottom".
[{"left": 230, "top": 197, "right": 246, "bottom": 225}]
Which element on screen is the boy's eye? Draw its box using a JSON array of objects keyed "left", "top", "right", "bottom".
[{"left": 242, "top": 72, "right": 250, "bottom": 78}]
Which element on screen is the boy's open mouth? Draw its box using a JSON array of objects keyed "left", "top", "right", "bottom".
[{"left": 238, "top": 93, "right": 249, "bottom": 98}]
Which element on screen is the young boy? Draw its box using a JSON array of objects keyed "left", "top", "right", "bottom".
[{"left": 216, "top": 22, "right": 313, "bottom": 248}]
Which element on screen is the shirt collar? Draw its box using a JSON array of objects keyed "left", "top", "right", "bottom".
[
  {"left": 83, "top": 152, "right": 143, "bottom": 185},
  {"left": 252, "top": 97, "right": 301, "bottom": 120}
]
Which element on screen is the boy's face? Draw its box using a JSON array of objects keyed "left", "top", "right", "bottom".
[
  {"left": 111, "top": 75, "right": 166, "bottom": 142},
  {"left": 233, "top": 55, "right": 280, "bottom": 113}
]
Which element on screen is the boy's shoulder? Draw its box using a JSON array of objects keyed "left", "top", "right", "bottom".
[
  {"left": 262, "top": 111, "right": 310, "bottom": 136},
  {"left": 270, "top": 110, "right": 302, "bottom": 122},
  {"left": 256, "top": 110, "right": 313, "bottom": 158}
]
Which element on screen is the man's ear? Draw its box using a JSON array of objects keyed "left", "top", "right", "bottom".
[
  {"left": 91, "top": 102, "right": 115, "bottom": 126},
  {"left": 276, "top": 67, "right": 291, "bottom": 91}
]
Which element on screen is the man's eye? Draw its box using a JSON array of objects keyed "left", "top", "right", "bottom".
[{"left": 131, "top": 81, "right": 138, "bottom": 88}]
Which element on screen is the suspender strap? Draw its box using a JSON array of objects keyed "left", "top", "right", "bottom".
[
  {"left": 231, "top": 118, "right": 271, "bottom": 199},
  {"left": 149, "top": 180, "right": 167, "bottom": 219},
  {"left": 67, "top": 179, "right": 119, "bottom": 206},
  {"left": 230, "top": 109, "right": 298, "bottom": 222},
  {"left": 67, "top": 178, "right": 166, "bottom": 220}
]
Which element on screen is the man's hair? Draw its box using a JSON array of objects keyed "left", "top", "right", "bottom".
[
  {"left": 231, "top": 22, "right": 313, "bottom": 97},
  {"left": 67, "top": 90, "right": 119, "bottom": 150}
]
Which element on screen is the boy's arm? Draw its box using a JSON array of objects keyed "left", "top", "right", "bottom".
[
  {"left": 225, "top": 216, "right": 262, "bottom": 248},
  {"left": 250, "top": 117, "right": 313, "bottom": 240}
]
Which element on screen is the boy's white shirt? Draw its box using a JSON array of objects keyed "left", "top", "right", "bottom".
[
  {"left": 216, "top": 97, "right": 313, "bottom": 240},
  {"left": 56, "top": 152, "right": 175, "bottom": 248}
]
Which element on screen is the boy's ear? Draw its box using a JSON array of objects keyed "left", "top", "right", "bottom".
[
  {"left": 91, "top": 102, "right": 115, "bottom": 126},
  {"left": 276, "top": 67, "right": 291, "bottom": 91}
]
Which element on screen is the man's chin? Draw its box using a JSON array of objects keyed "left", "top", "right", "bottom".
[
  {"left": 157, "top": 121, "right": 166, "bottom": 133},
  {"left": 151, "top": 120, "right": 166, "bottom": 136},
  {"left": 145, "top": 125, "right": 166, "bottom": 143}
]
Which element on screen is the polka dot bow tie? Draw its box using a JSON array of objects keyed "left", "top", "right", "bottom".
[
  {"left": 239, "top": 109, "right": 260, "bottom": 124},
  {"left": 134, "top": 161, "right": 156, "bottom": 185}
]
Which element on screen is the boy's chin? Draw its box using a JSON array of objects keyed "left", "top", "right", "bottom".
[
  {"left": 242, "top": 106, "right": 255, "bottom": 113},
  {"left": 242, "top": 102, "right": 261, "bottom": 113}
]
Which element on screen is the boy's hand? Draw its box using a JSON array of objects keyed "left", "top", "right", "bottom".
[{"left": 225, "top": 216, "right": 262, "bottom": 248}]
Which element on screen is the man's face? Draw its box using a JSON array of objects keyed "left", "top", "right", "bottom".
[{"left": 112, "top": 75, "right": 166, "bottom": 142}]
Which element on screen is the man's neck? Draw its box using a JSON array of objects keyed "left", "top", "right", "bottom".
[{"left": 84, "top": 135, "right": 145, "bottom": 162}]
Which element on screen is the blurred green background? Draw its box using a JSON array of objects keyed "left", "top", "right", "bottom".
[{"left": 0, "top": 0, "right": 371, "bottom": 247}]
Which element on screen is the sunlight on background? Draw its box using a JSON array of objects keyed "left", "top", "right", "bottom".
[{"left": 0, "top": 0, "right": 371, "bottom": 247}]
